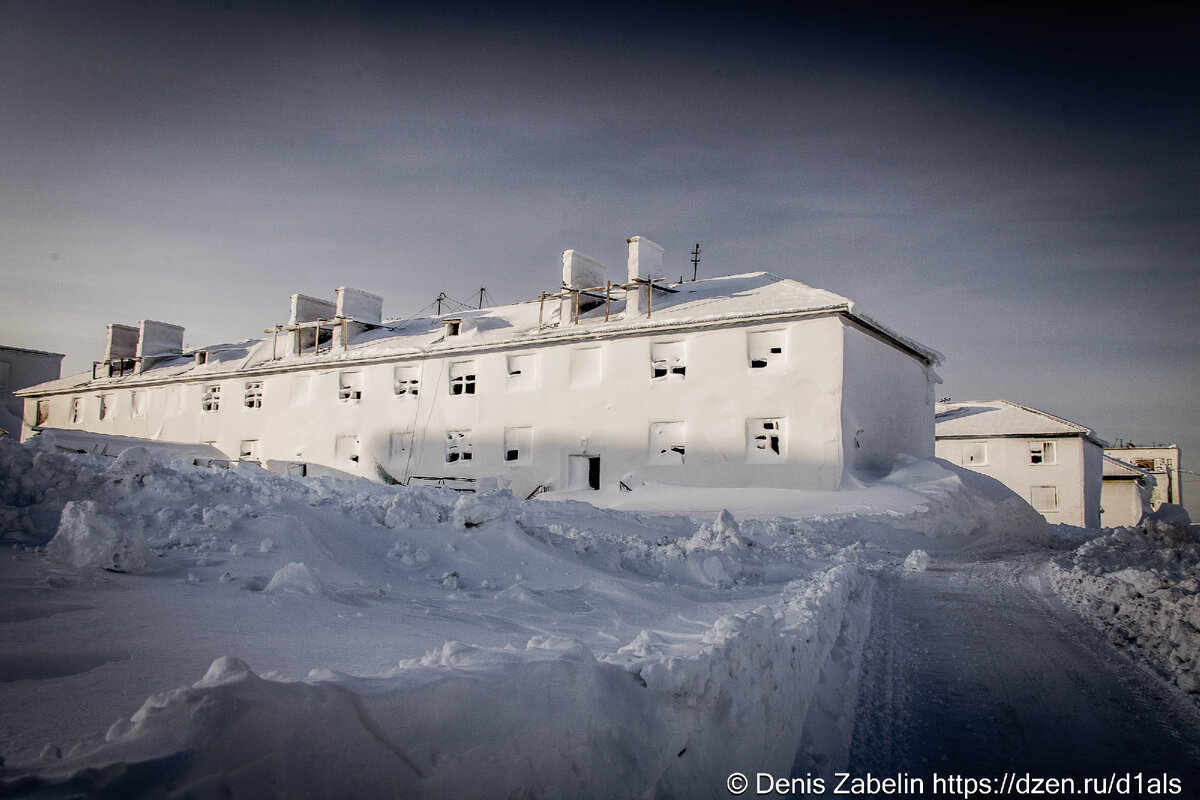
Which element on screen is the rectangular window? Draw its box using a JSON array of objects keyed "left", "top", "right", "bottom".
[
  {"left": 335, "top": 434, "right": 360, "bottom": 464},
  {"left": 393, "top": 365, "right": 420, "bottom": 397},
  {"left": 244, "top": 381, "right": 263, "bottom": 409},
  {"left": 506, "top": 354, "right": 536, "bottom": 391},
  {"left": 99, "top": 393, "right": 116, "bottom": 420},
  {"left": 1030, "top": 485, "right": 1058, "bottom": 512},
  {"left": 748, "top": 330, "right": 786, "bottom": 369},
  {"left": 389, "top": 431, "right": 413, "bottom": 463},
  {"left": 239, "top": 439, "right": 260, "bottom": 461},
  {"left": 503, "top": 426, "right": 532, "bottom": 463},
  {"left": 962, "top": 442, "right": 987, "bottom": 465},
  {"left": 36, "top": 400, "right": 50, "bottom": 426},
  {"left": 1029, "top": 441, "right": 1056, "bottom": 465},
  {"left": 569, "top": 347, "right": 602, "bottom": 387},
  {"left": 649, "top": 421, "right": 686, "bottom": 465},
  {"left": 748, "top": 418, "right": 785, "bottom": 460},
  {"left": 338, "top": 372, "right": 362, "bottom": 402},
  {"left": 71, "top": 397, "right": 80, "bottom": 423},
  {"left": 650, "top": 341, "right": 686, "bottom": 380},
  {"left": 445, "top": 430, "right": 473, "bottom": 463},
  {"left": 201, "top": 384, "right": 221, "bottom": 412},
  {"left": 449, "top": 362, "right": 476, "bottom": 396},
  {"left": 130, "top": 391, "right": 146, "bottom": 417}
]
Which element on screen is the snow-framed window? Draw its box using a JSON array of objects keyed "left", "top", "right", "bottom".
[
  {"left": 35, "top": 400, "right": 50, "bottom": 426},
  {"left": 99, "top": 393, "right": 116, "bottom": 420},
  {"left": 748, "top": 330, "right": 785, "bottom": 370},
  {"left": 445, "top": 430, "right": 473, "bottom": 463},
  {"left": 338, "top": 372, "right": 362, "bottom": 402},
  {"left": 1029, "top": 441, "right": 1056, "bottom": 465},
  {"left": 70, "top": 397, "right": 80, "bottom": 424},
  {"left": 648, "top": 421, "right": 686, "bottom": 465},
  {"left": 962, "top": 442, "right": 987, "bottom": 466},
  {"left": 569, "top": 346, "right": 602, "bottom": 387},
  {"left": 389, "top": 431, "right": 413, "bottom": 463},
  {"left": 244, "top": 381, "right": 263, "bottom": 409},
  {"left": 239, "top": 439, "right": 260, "bottom": 461},
  {"left": 201, "top": 384, "right": 221, "bottom": 412},
  {"left": 130, "top": 390, "right": 146, "bottom": 417},
  {"left": 448, "top": 362, "right": 476, "bottom": 396},
  {"left": 444, "top": 319, "right": 462, "bottom": 337},
  {"left": 335, "top": 434, "right": 360, "bottom": 464},
  {"left": 393, "top": 365, "right": 420, "bottom": 397},
  {"left": 649, "top": 341, "right": 686, "bottom": 380},
  {"left": 506, "top": 354, "right": 535, "bottom": 391},
  {"left": 748, "top": 417, "right": 785, "bottom": 460},
  {"left": 503, "top": 426, "right": 532, "bottom": 463},
  {"left": 1030, "top": 485, "right": 1058, "bottom": 512}
]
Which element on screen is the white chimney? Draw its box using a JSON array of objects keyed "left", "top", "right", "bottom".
[
  {"left": 334, "top": 287, "right": 384, "bottom": 349},
  {"left": 626, "top": 236, "right": 664, "bottom": 317},
  {"left": 562, "top": 250, "right": 606, "bottom": 290},
  {"left": 626, "top": 236, "right": 663, "bottom": 282},
  {"left": 288, "top": 293, "right": 337, "bottom": 355},
  {"left": 136, "top": 320, "right": 185, "bottom": 373}
]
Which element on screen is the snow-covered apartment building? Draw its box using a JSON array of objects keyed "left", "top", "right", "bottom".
[
  {"left": 935, "top": 400, "right": 1106, "bottom": 527},
  {"left": 18, "top": 237, "right": 942, "bottom": 497}
]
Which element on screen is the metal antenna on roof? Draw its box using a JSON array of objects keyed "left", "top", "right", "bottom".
[
  {"left": 691, "top": 244, "right": 701, "bottom": 281},
  {"left": 478, "top": 287, "right": 486, "bottom": 309}
]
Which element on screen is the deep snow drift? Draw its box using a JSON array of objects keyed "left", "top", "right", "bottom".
[
  {"left": 0, "top": 432, "right": 1193, "bottom": 798},
  {"left": 1050, "top": 504, "right": 1200, "bottom": 694}
]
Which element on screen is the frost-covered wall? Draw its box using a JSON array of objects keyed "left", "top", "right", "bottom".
[
  {"left": 29, "top": 317, "right": 863, "bottom": 496},
  {"left": 935, "top": 435, "right": 1101, "bottom": 527},
  {"left": 0, "top": 346, "right": 63, "bottom": 435},
  {"left": 20, "top": 264, "right": 941, "bottom": 495},
  {"left": 840, "top": 322, "right": 936, "bottom": 477}
]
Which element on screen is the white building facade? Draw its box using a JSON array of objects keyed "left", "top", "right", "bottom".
[
  {"left": 1103, "top": 445, "right": 1182, "bottom": 511},
  {"left": 935, "top": 400, "right": 1105, "bottom": 528},
  {"left": 1, "top": 345, "right": 64, "bottom": 437},
  {"left": 19, "top": 238, "right": 942, "bottom": 497}
]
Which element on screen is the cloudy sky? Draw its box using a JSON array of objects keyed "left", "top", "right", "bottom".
[{"left": 2, "top": 1, "right": 1197, "bottom": 501}]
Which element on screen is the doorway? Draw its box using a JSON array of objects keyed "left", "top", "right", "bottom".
[{"left": 568, "top": 455, "right": 600, "bottom": 490}]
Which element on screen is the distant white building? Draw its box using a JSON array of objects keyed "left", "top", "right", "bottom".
[
  {"left": 935, "top": 400, "right": 1105, "bottom": 528},
  {"left": 0, "top": 345, "right": 64, "bottom": 437},
  {"left": 18, "top": 237, "right": 942, "bottom": 497},
  {"left": 1103, "top": 445, "right": 1182, "bottom": 510},
  {"left": 1099, "top": 455, "right": 1154, "bottom": 528}
]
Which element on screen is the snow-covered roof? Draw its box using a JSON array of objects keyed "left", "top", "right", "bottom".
[
  {"left": 1101, "top": 454, "right": 1151, "bottom": 479},
  {"left": 934, "top": 400, "right": 1106, "bottom": 446},
  {"left": 20, "top": 271, "right": 941, "bottom": 395}
]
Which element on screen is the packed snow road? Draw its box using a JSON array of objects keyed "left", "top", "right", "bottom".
[{"left": 847, "top": 553, "right": 1200, "bottom": 793}]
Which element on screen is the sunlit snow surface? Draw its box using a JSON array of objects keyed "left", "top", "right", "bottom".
[{"left": 1, "top": 432, "right": 1188, "bottom": 798}]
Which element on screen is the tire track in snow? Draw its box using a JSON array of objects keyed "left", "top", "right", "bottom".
[{"left": 847, "top": 554, "right": 1200, "bottom": 788}]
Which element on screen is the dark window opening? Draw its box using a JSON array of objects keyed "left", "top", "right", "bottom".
[
  {"left": 750, "top": 359, "right": 767, "bottom": 369},
  {"left": 769, "top": 347, "right": 782, "bottom": 354},
  {"left": 505, "top": 449, "right": 519, "bottom": 462},
  {"left": 588, "top": 456, "right": 600, "bottom": 490}
]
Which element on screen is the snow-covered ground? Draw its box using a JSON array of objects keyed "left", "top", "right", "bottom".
[
  {"left": 0, "top": 433, "right": 1197, "bottom": 798},
  {"left": 1049, "top": 505, "right": 1200, "bottom": 694}
]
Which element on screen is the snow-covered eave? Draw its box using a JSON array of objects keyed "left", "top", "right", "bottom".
[
  {"left": 1102, "top": 454, "right": 1152, "bottom": 480},
  {"left": 936, "top": 399, "right": 1105, "bottom": 447},
  {"left": 18, "top": 303, "right": 941, "bottom": 397}
]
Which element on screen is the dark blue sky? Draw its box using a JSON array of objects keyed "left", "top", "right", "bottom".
[{"left": 3, "top": 1, "right": 1197, "bottom": 504}]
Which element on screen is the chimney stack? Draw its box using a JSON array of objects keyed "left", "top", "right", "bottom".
[{"left": 626, "top": 236, "right": 664, "bottom": 316}]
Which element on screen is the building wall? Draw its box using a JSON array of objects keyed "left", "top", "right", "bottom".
[
  {"left": 27, "top": 314, "right": 936, "bottom": 497},
  {"left": 1104, "top": 446, "right": 1181, "bottom": 508},
  {"left": 935, "top": 435, "right": 1099, "bottom": 527},
  {"left": 1100, "top": 479, "right": 1148, "bottom": 528},
  {"left": 1, "top": 346, "right": 64, "bottom": 435},
  {"left": 840, "top": 321, "right": 936, "bottom": 477}
]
